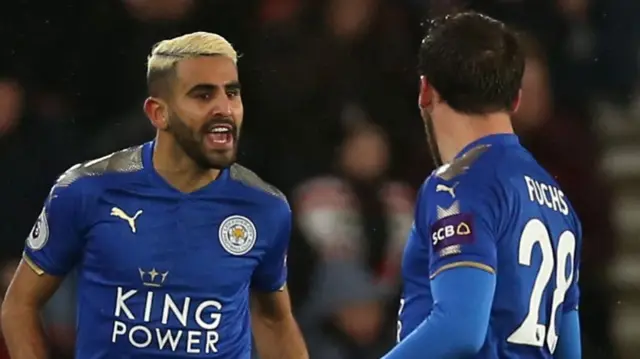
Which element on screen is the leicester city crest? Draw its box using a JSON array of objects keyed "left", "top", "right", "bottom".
[
  {"left": 219, "top": 215, "right": 257, "bottom": 256},
  {"left": 26, "top": 207, "right": 49, "bottom": 251}
]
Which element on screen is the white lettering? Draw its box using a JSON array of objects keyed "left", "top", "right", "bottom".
[
  {"left": 156, "top": 328, "right": 182, "bottom": 351},
  {"left": 186, "top": 331, "right": 201, "bottom": 354},
  {"left": 431, "top": 224, "right": 470, "bottom": 246},
  {"left": 533, "top": 181, "right": 545, "bottom": 205},
  {"left": 206, "top": 331, "right": 219, "bottom": 353},
  {"left": 115, "top": 288, "right": 137, "bottom": 319},
  {"left": 162, "top": 295, "right": 190, "bottom": 327},
  {"left": 195, "top": 300, "right": 222, "bottom": 330},
  {"left": 111, "top": 321, "right": 126, "bottom": 343},
  {"left": 539, "top": 183, "right": 553, "bottom": 209},
  {"left": 144, "top": 291, "right": 153, "bottom": 322},
  {"left": 523, "top": 176, "right": 569, "bottom": 216},
  {"left": 525, "top": 176, "right": 537, "bottom": 202},
  {"left": 129, "top": 325, "right": 153, "bottom": 348},
  {"left": 110, "top": 288, "right": 224, "bottom": 354},
  {"left": 558, "top": 190, "right": 569, "bottom": 215}
]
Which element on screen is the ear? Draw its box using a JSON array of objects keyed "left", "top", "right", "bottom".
[
  {"left": 418, "top": 76, "right": 433, "bottom": 110},
  {"left": 511, "top": 89, "right": 522, "bottom": 113},
  {"left": 143, "top": 97, "right": 169, "bottom": 130}
]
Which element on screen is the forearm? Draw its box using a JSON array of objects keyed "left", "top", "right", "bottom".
[
  {"left": 383, "top": 268, "right": 495, "bottom": 359},
  {"left": 555, "top": 310, "right": 581, "bottom": 359},
  {"left": 253, "top": 314, "right": 308, "bottom": 359},
  {"left": 1, "top": 302, "right": 49, "bottom": 359}
]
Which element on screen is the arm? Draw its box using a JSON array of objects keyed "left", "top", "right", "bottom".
[
  {"left": 1, "top": 174, "right": 85, "bottom": 359},
  {"left": 1, "top": 262, "right": 62, "bottom": 359},
  {"left": 251, "top": 286, "right": 308, "bottom": 359},
  {"left": 384, "top": 267, "right": 495, "bottom": 359},
  {"left": 250, "top": 202, "right": 308, "bottom": 359},
  {"left": 384, "top": 180, "right": 499, "bottom": 358},
  {"left": 555, "top": 310, "right": 581, "bottom": 359},
  {"left": 556, "top": 221, "right": 581, "bottom": 359}
]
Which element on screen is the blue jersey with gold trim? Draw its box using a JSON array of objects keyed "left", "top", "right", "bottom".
[
  {"left": 23, "top": 141, "right": 289, "bottom": 359},
  {"left": 397, "top": 134, "right": 581, "bottom": 358}
]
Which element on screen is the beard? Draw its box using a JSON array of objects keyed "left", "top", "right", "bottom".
[
  {"left": 167, "top": 111, "right": 239, "bottom": 170},
  {"left": 423, "top": 110, "right": 443, "bottom": 168}
]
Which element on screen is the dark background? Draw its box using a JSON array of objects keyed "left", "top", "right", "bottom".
[{"left": 1, "top": 0, "right": 639, "bottom": 358}]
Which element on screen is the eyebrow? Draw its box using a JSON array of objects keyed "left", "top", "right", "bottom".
[{"left": 186, "top": 81, "right": 241, "bottom": 95}]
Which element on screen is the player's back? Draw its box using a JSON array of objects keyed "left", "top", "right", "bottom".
[
  {"left": 471, "top": 136, "right": 581, "bottom": 358},
  {"left": 398, "top": 134, "right": 581, "bottom": 359}
]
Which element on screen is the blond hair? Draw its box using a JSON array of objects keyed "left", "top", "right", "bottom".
[{"left": 146, "top": 32, "right": 238, "bottom": 96}]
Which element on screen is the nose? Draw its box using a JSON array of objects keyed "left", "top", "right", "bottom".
[{"left": 211, "top": 93, "right": 233, "bottom": 117}]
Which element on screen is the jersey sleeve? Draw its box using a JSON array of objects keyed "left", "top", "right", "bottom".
[
  {"left": 23, "top": 181, "right": 86, "bottom": 277},
  {"left": 251, "top": 203, "right": 291, "bottom": 292},
  {"left": 563, "top": 218, "right": 582, "bottom": 312},
  {"left": 426, "top": 183, "right": 499, "bottom": 279}
]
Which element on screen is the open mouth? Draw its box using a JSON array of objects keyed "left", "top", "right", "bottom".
[{"left": 205, "top": 123, "right": 235, "bottom": 149}]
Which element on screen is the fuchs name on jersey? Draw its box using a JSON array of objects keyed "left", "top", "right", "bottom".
[{"left": 524, "top": 176, "right": 569, "bottom": 216}]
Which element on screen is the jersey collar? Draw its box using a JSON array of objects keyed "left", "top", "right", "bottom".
[
  {"left": 454, "top": 133, "right": 520, "bottom": 160},
  {"left": 142, "top": 140, "right": 230, "bottom": 196}
]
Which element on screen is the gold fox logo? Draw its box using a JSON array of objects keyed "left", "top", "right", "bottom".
[{"left": 110, "top": 207, "right": 143, "bottom": 233}]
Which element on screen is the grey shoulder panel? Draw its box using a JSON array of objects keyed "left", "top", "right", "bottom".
[
  {"left": 435, "top": 144, "right": 491, "bottom": 181},
  {"left": 230, "top": 164, "right": 288, "bottom": 203},
  {"left": 56, "top": 145, "right": 144, "bottom": 188}
]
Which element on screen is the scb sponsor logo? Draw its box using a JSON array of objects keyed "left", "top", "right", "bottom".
[
  {"left": 111, "top": 287, "right": 223, "bottom": 354},
  {"left": 431, "top": 222, "right": 471, "bottom": 245},
  {"left": 430, "top": 213, "right": 474, "bottom": 249}
]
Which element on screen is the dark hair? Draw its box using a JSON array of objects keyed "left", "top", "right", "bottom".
[{"left": 418, "top": 12, "right": 525, "bottom": 114}]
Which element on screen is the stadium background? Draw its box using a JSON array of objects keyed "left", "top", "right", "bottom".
[{"left": 1, "top": 0, "right": 638, "bottom": 358}]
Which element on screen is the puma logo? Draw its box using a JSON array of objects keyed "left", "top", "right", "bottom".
[
  {"left": 110, "top": 207, "right": 143, "bottom": 233},
  {"left": 436, "top": 182, "right": 459, "bottom": 198}
]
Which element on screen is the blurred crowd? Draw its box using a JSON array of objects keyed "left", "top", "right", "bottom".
[{"left": 1, "top": 0, "right": 638, "bottom": 358}]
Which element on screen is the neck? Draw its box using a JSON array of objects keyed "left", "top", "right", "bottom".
[
  {"left": 153, "top": 134, "right": 220, "bottom": 193},
  {"left": 437, "top": 111, "right": 514, "bottom": 164}
]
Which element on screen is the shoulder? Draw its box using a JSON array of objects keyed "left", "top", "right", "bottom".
[
  {"left": 426, "top": 145, "right": 496, "bottom": 197},
  {"left": 50, "top": 145, "right": 145, "bottom": 200},
  {"left": 423, "top": 144, "right": 512, "bottom": 222},
  {"left": 229, "top": 163, "right": 289, "bottom": 209}
]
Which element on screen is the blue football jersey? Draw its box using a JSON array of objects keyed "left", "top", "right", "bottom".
[
  {"left": 397, "top": 134, "right": 581, "bottom": 358},
  {"left": 23, "top": 141, "right": 290, "bottom": 359}
]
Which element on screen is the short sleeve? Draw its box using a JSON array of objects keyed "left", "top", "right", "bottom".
[
  {"left": 23, "top": 182, "right": 86, "bottom": 277},
  {"left": 426, "top": 184, "right": 499, "bottom": 279},
  {"left": 251, "top": 205, "right": 290, "bottom": 292}
]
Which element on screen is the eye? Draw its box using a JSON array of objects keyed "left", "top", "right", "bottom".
[
  {"left": 226, "top": 89, "right": 241, "bottom": 98},
  {"left": 195, "top": 93, "right": 211, "bottom": 100}
]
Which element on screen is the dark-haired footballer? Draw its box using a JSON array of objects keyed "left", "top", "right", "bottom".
[{"left": 383, "top": 13, "right": 581, "bottom": 359}]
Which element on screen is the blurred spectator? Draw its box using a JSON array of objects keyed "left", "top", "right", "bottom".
[
  {"left": 0, "top": 82, "right": 79, "bottom": 260},
  {"left": 294, "top": 122, "right": 414, "bottom": 359},
  {"left": 514, "top": 34, "right": 618, "bottom": 359},
  {"left": 2, "top": 1, "right": 638, "bottom": 357},
  {"left": 244, "top": 0, "right": 423, "bottom": 189},
  {"left": 123, "top": 0, "right": 195, "bottom": 22},
  {"left": 0, "top": 79, "right": 24, "bottom": 136}
]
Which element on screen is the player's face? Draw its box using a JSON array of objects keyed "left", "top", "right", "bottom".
[{"left": 168, "top": 55, "right": 243, "bottom": 169}]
